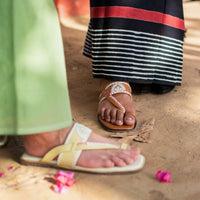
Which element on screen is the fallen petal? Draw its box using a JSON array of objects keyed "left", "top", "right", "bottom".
[
  {"left": 8, "top": 166, "right": 13, "bottom": 171},
  {"left": 53, "top": 185, "right": 68, "bottom": 194},
  {"left": 0, "top": 172, "right": 5, "bottom": 178},
  {"left": 54, "top": 171, "right": 76, "bottom": 186},
  {"left": 155, "top": 170, "right": 171, "bottom": 183},
  {"left": 57, "top": 171, "right": 74, "bottom": 179}
]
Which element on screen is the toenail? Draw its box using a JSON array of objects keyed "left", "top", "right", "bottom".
[
  {"left": 106, "top": 118, "right": 111, "bottom": 122},
  {"left": 116, "top": 120, "right": 123, "bottom": 125},
  {"left": 126, "top": 116, "right": 133, "bottom": 120}
]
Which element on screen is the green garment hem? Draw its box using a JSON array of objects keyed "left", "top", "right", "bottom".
[
  {"left": 0, "top": 121, "right": 73, "bottom": 136},
  {"left": 0, "top": 0, "right": 73, "bottom": 135}
]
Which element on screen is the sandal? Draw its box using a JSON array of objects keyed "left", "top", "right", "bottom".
[
  {"left": 20, "top": 123, "right": 145, "bottom": 174},
  {"left": 98, "top": 81, "right": 136, "bottom": 131}
]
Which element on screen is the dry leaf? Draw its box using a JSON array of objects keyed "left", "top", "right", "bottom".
[{"left": 110, "top": 118, "right": 155, "bottom": 145}]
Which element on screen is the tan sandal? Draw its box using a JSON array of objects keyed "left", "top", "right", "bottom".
[{"left": 98, "top": 81, "right": 136, "bottom": 131}]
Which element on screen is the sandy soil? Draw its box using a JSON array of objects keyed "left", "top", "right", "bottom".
[{"left": 0, "top": 2, "right": 200, "bottom": 200}]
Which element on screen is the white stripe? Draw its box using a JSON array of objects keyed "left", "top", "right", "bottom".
[
  {"left": 92, "top": 55, "right": 183, "bottom": 68},
  {"left": 84, "top": 28, "right": 183, "bottom": 84},
  {"left": 92, "top": 72, "right": 182, "bottom": 83},
  {"left": 92, "top": 50, "right": 182, "bottom": 64},
  {"left": 91, "top": 46, "right": 182, "bottom": 59},
  {"left": 93, "top": 64, "right": 182, "bottom": 73},
  {"left": 83, "top": 53, "right": 91, "bottom": 58},
  {"left": 87, "top": 29, "right": 92, "bottom": 34},
  {"left": 84, "top": 43, "right": 91, "bottom": 50},
  {"left": 83, "top": 50, "right": 91, "bottom": 57},
  {"left": 92, "top": 42, "right": 182, "bottom": 56},
  {"left": 92, "top": 37, "right": 182, "bottom": 52},
  {"left": 84, "top": 37, "right": 92, "bottom": 44},
  {"left": 85, "top": 34, "right": 92, "bottom": 41},
  {"left": 84, "top": 39, "right": 90, "bottom": 45},
  {"left": 92, "top": 60, "right": 182, "bottom": 71},
  {"left": 90, "top": 32, "right": 182, "bottom": 48},
  {"left": 83, "top": 48, "right": 90, "bottom": 53},
  {"left": 92, "top": 29, "right": 183, "bottom": 44},
  {"left": 85, "top": 38, "right": 92, "bottom": 45},
  {"left": 93, "top": 68, "right": 182, "bottom": 78}
]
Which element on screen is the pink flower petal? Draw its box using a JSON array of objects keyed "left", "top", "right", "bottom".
[
  {"left": 53, "top": 185, "right": 68, "bottom": 194},
  {"left": 8, "top": 166, "right": 13, "bottom": 171},
  {"left": 0, "top": 172, "right": 5, "bottom": 178},
  {"left": 66, "top": 179, "right": 76, "bottom": 187},
  {"left": 55, "top": 176, "right": 68, "bottom": 185},
  {"left": 54, "top": 171, "right": 76, "bottom": 187},
  {"left": 52, "top": 171, "right": 76, "bottom": 194},
  {"left": 57, "top": 171, "right": 74, "bottom": 179},
  {"left": 155, "top": 170, "right": 171, "bottom": 183}
]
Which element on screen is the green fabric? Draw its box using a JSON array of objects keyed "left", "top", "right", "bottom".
[{"left": 0, "top": 0, "right": 73, "bottom": 135}]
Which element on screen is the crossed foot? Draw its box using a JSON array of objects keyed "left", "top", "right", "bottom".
[
  {"left": 24, "top": 125, "right": 140, "bottom": 168},
  {"left": 98, "top": 79, "right": 136, "bottom": 127}
]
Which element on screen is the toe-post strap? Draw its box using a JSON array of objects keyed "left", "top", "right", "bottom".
[
  {"left": 41, "top": 123, "right": 128, "bottom": 168},
  {"left": 99, "top": 82, "right": 132, "bottom": 113}
]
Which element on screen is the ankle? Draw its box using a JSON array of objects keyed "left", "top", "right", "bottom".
[{"left": 24, "top": 126, "right": 72, "bottom": 157}]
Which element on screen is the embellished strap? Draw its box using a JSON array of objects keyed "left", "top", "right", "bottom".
[
  {"left": 99, "top": 81, "right": 132, "bottom": 113},
  {"left": 41, "top": 123, "right": 128, "bottom": 168}
]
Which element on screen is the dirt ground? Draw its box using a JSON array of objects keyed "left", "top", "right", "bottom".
[{"left": 0, "top": 2, "right": 200, "bottom": 200}]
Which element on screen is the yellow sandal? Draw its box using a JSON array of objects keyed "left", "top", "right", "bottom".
[{"left": 20, "top": 123, "right": 145, "bottom": 174}]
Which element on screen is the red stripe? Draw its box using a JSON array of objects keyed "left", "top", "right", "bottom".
[{"left": 91, "top": 6, "right": 185, "bottom": 31}]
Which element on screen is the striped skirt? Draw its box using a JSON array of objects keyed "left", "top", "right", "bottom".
[{"left": 83, "top": 0, "right": 185, "bottom": 85}]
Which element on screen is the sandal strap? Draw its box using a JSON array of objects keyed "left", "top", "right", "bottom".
[
  {"left": 41, "top": 123, "right": 128, "bottom": 168},
  {"left": 99, "top": 81, "right": 132, "bottom": 113},
  {"left": 106, "top": 94, "right": 126, "bottom": 113}
]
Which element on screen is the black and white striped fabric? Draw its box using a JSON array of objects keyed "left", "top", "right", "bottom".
[{"left": 83, "top": 0, "right": 185, "bottom": 85}]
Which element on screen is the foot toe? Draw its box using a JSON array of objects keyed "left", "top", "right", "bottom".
[
  {"left": 112, "top": 157, "right": 126, "bottom": 167},
  {"left": 115, "top": 110, "right": 124, "bottom": 125},
  {"left": 103, "top": 159, "right": 115, "bottom": 168},
  {"left": 121, "top": 156, "right": 134, "bottom": 165},
  {"left": 104, "top": 109, "right": 111, "bottom": 122},
  {"left": 100, "top": 107, "right": 106, "bottom": 120},
  {"left": 110, "top": 109, "right": 117, "bottom": 124},
  {"left": 124, "top": 112, "right": 136, "bottom": 126}
]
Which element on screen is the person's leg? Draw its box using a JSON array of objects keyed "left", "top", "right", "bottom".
[
  {"left": 0, "top": 0, "right": 73, "bottom": 136},
  {"left": 19, "top": 0, "right": 140, "bottom": 169},
  {"left": 83, "top": 0, "right": 185, "bottom": 129},
  {"left": 0, "top": 0, "right": 141, "bottom": 169}
]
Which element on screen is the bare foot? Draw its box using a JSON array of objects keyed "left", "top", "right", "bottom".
[
  {"left": 98, "top": 79, "right": 136, "bottom": 127},
  {"left": 24, "top": 125, "right": 140, "bottom": 168}
]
